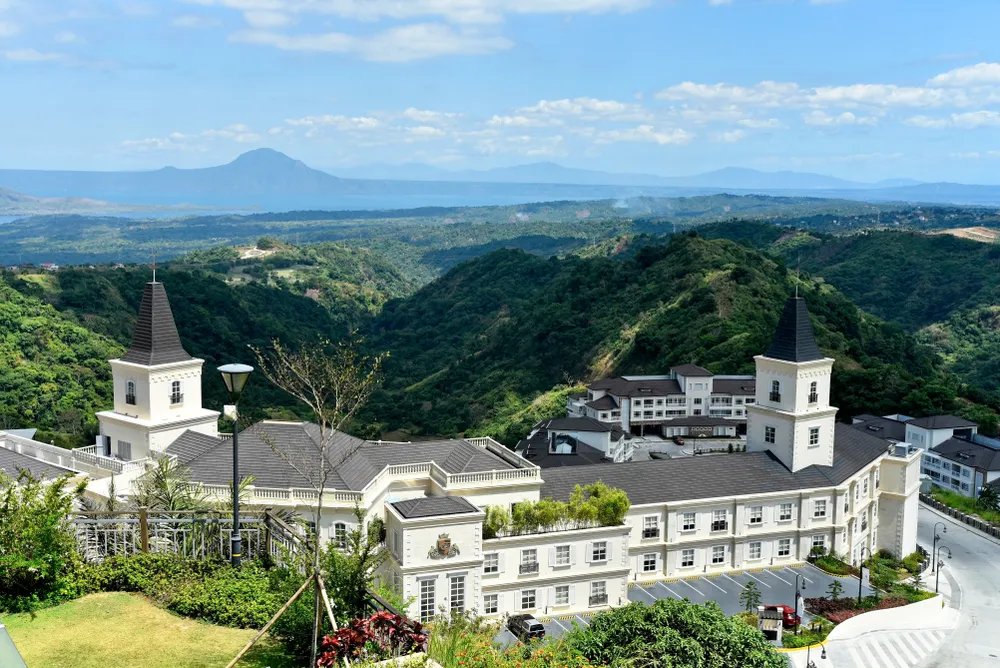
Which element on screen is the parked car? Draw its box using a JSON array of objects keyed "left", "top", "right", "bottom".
[
  {"left": 507, "top": 614, "right": 546, "bottom": 641},
  {"left": 671, "top": 436, "right": 685, "bottom": 445},
  {"left": 764, "top": 604, "right": 801, "bottom": 629}
]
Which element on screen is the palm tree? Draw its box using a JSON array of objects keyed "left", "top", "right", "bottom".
[{"left": 976, "top": 486, "right": 999, "bottom": 512}]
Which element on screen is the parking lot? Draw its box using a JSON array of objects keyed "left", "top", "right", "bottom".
[{"left": 496, "top": 563, "right": 872, "bottom": 644}]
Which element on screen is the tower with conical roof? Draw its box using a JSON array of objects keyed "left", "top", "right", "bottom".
[
  {"left": 746, "top": 296, "right": 838, "bottom": 472},
  {"left": 96, "top": 281, "right": 219, "bottom": 461}
]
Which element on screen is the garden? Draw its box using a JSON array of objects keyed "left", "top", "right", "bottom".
[{"left": 930, "top": 486, "right": 1000, "bottom": 526}]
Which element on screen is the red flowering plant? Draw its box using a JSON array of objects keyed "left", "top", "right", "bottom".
[{"left": 317, "top": 611, "right": 428, "bottom": 666}]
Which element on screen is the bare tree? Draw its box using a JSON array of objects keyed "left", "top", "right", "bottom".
[{"left": 252, "top": 335, "right": 386, "bottom": 665}]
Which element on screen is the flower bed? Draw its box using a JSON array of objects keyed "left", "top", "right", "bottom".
[{"left": 805, "top": 595, "right": 910, "bottom": 624}]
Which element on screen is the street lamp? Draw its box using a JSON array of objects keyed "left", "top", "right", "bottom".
[
  {"left": 805, "top": 642, "right": 827, "bottom": 668},
  {"left": 219, "top": 363, "right": 254, "bottom": 568},
  {"left": 931, "top": 522, "right": 947, "bottom": 573},
  {"left": 857, "top": 546, "right": 873, "bottom": 605},
  {"left": 935, "top": 545, "right": 952, "bottom": 594},
  {"left": 794, "top": 573, "right": 807, "bottom": 635}
]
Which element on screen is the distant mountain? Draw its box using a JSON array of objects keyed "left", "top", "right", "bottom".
[{"left": 0, "top": 187, "right": 181, "bottom": 216}]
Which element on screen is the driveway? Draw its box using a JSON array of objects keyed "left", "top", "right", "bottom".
[{"left": 495, "top": 563, "right": 873, "bottom": 644}]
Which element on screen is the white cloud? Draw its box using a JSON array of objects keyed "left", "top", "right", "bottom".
[
  {"left": 232, "top": 23, "right": 514, "bottom": 62},
  {"left": 53, "top": 30, "right": 80, "bottom": 43},
  {"left": 487, "top": 114, "right": 560, "bottom": 127},
  {"left": 172, "top": 14, "right": 222, "bottom": 28},
  {"left": 809, "top": 84, "right": 954, "bottom": 108},
  {"left": 737, "top": 117, "right": 781, "bottom": 129},
  {"left": 3, "top": 48, "right": 65, "bottom": 61},
  {"left": 243, "top": 10, "right": 291, "bottom": 28},
  {"left": 952, "top": 150, "right": 1000, "bottom": 159},
  {"left": 716, "top": 129, "right": 746, "bottom": 143},
  {"left": 285, "top": 114, "right": 382, "bottom": 131},
  {"left": 657, "top": 81, "right": 799, "bottom": 106},
  {"left": 593, "top": 124, "right": 692, "bottom": 145},
  {"left": 401, "top": 108, "right": 459, "bottom": 124},
  {"left": 118, "top": 1, "right": 158, "bottom": 17},
  {"left": 803, "top": 110, "right": 878, "bottom": 126},
  {"left": 905, "top": 111, "right": 1000, "bottom": 129},
  {"left": 928, "top": 62, "right": 1000, "bottom": 87},
  {"left": 122, "top": 123, "right": 263, "bottom": 151},
  {"left": 831, "top": 152, "right": 903, "bottom": 162},
  {"left": 515, "top": 96, "right": 650, "bottom": 122},
  {"left": 405, "top": 125, "right": 447, "bottom": 141},
  {"left": 0, "top": 21, "right": 19, "bottom": 37}
]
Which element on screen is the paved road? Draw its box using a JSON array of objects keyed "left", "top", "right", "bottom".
[{"left": 918, "top": 504, "right": 1000, "bottom": 668}]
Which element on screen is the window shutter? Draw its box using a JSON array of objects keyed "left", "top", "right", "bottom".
[
  {"left": 549, "top": 586, "right": 556, "bottom": 607},
  {"left": 498, "top": 553, "right": 505, "bottom": 573},
  {"left": 569, "top": 584, "right": 576, "bottom": 606},
  {"left": 584, "top": 544, "right": 592, "bottom": 563},
  {"left": 570, "top": 546, "right": 577, "bottom": 565},
  {"left": 607, "top": 541, "right": 613, "bottom": 562},
  {"left": 548, "top": 547, "right": 555, "bottom": 567}
]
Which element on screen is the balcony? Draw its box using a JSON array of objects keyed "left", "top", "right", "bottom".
[
  {"left": 170, "top": 393, "right": 184, "bottom": 406},
  {"left": 519, "top": 562, "right": 539, "bottom": 575},
  {"left": 642, "top": 528, "right": 660, "bottom": 539},
  {"left": 711, "top": 520, "right": 728, "bottom": 532},
  {"left": 589, "top": 594, "right": 608, "bottom": 607}
]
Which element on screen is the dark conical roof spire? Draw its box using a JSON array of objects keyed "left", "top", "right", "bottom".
[
  {"left": 765, "top": 296, "right": 824, "bottom": 363},
  {"left": 121, "top": 282, "right": 193, "bottom": 366}
]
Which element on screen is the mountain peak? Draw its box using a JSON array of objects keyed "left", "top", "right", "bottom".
[{"left": 228, "top": 148, "right": 302, "bottom": 168}]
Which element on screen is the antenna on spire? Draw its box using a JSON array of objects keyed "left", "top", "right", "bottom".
[
  {"left": 795, "top": 252, "right": 800, "bottom": 299},
  {"left": 152, "top": 250, "right": 157, "bottom": 283}
]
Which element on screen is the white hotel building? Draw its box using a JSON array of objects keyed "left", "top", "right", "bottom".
[{"left": 0, "top": 282, "right": 922, "bottom": 622}]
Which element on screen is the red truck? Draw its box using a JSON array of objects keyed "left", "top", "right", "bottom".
[{"left": 764, "top": 604, "right": 801, "bottom": 629}]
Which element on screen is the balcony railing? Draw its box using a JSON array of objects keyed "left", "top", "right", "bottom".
[
  {"left": 170, "top": 393, "right": 184, "bottom": 405},
  {"left": 711, "top": 520, "right": 728, "bottom": 532},
  {"left": 519, "top": 562, "right": 539, "bottom": 575},
  {"left": 642, "top": 528, "right": 659, "bottom": 539},
  {"left": 808, "top": 393, "right": 819, "bottom": 404},
  {"left": 589, "top": 594, "right": 608, "bottom": 606}
]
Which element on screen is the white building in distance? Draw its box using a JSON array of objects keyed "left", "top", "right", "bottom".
[{"left": 0, "top": 284, "right": 923, "bottom": 622}]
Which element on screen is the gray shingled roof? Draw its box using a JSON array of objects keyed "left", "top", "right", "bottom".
[
  {"left": 540, "top": 423, "right": 889, "bottom": 504},
  {"left": 166, "top": 421, "right": 520, "bottom": 490},
  {"left": 906, "top": 415, "right": 979, "bottom": 430},
  {"left": 515, "top": 432, "right": 609, "bottom": 468},
  {"left": 712, "top": 379, "right": 757, "bottom": 395},
  {"left": 391, "top": 496, "right": 480, "bottom": 519},
  {"left": 590, "top": 377, "right": 682, "bottom": 397},
  {"left": 586, "top": 395, "right": 618, "bottom": 410},
  {"left": 931, "top": 437, "right": 1000, "bottom": 472},
  {"left": 534, "top": 417, "right": 612, "bottom": 433},
  {"left": 0, "top": 448, "right": 77, "bottom": 481},
  {"left": 849, "top": 415, "right": 907, "bottom": 442},
  {"left": 671, "top": 364, "right": 713, "bottom": 377},
  {"left": 764, "top": 297, "right": 824, "bottom": 363},
  {"left": 121, "top": 282, "right": 193, "bottom": 366}
]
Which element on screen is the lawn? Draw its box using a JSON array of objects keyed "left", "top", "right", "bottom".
[
  {"left": 930, "top": 488, "right": 1000, "bottom": 526},
  {"left": 4, "top": 592, "right": 295, "bottom": 668}
]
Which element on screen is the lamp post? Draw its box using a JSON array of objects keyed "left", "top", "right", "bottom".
[
  {"left": 931, "top": 522, "right": 947, "bottom": 572},
  {"left": 805, "top": 642, "right": 827, "bottom": 668},
  {"left": 935, "top": 545, "right": 952, "bottom": 593},
  {"left": 794, "top": 573, "right": 807, "bottom": 635},
  {"left": 857, "top": 546, "right": 873, "bottom": 605},
  {"left": 219, "top": 363, "right": 254, "bottom": 568}
]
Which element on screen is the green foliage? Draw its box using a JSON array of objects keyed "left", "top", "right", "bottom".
[
  {"left": 565, "top": 598, "right": 785, "bottom": 668},
  {"left": 482, "top": 505, "right": 511, "bottom": 539},
  {"left": 485, "top": 483, "right": 629, "bottom": 537},
  {"left": 826, "top": 580, "right": 844, "bottom": 599},
  {"left": 0, "top": 471, "right": 87, "bottom": 611},
  {"left": 740, "top": 581, "right": 762, "bottom": 612},
  {"left": 977, "top": 485, "right": 1000, "bottom": 512},
  {"left": 931, "top": 487, "right": 1000, "bottom": 525},
  {"left": 780, "top": 618, "right": 834, "bottom": 649}
]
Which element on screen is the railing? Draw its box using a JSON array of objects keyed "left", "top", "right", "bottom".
[
  {"left": 1, "top": 432, "right": 149, "bottom": 475},
  {"left": 519, "top": 562, "right": 539, "bottom": 575},
  {"left": 170, "top": 393, "right": 184, "bottom": 405},
  {"left": 589, "top": 594, "right": 608, "bottom": 606}
]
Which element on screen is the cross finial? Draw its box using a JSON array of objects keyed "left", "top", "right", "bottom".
[
  {"left": 152, "top": 250, "right": 157, "bottom": 282},
  {"left": 795, "top": 253, "right": 800, "bottom": 299}
]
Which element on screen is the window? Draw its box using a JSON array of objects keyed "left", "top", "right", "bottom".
[
  {"left": 484, "top": 553, "right": 499, "bottom": 574},
  {"left": 117, "top": 440, "right": 132, "bottom": 460},
  {"left": 680, "top": 549, "right": 695, "bottom": 568},
  {"left": 693, "top": 398, "right": 703, "bottom": 405},
  {"left": 813, "top": 499, "right": 827, "bottom": 519},
  {"left": 392, "top": 529, "right": 401, "bottom": 557},
  {"left": 812, "top": 535, "right": 826, "bottom": 550},
  {"left": 855, "top": 484, "right": 860, "bottom": 501},
  {"left": 778, "top": 503, "right": 793, "bottom": 522},
  {"left": 861, "top": 515, "right": 868, "bottom": 532},
  {"left": 681, "top": 512, "right": 696, "bottom": 531},
  {"left": 952, "top": 463, "right": 961, "bottom": 474},
  {"left": 591, "top": 541, "right": 608, "bottom": 562},
  {"left": 520, "top": 549, "right": 538, "bottom": 574},
  {"left": 655, "top": 410, "right": 663, "bottom": 417},
  {"left": 554, "top": 585, "right": 570, "bottom": 606},
  {"left": 711, "top": 509, "right": 728, "bottom": 532},
  {"left": 644, "top": 399, "right": 653, "bottom": 406},
  {"left": 590, "top": 581, "right": 607, "bottom": 606},
  {"left": 962, "top": 469, "right": 971, "bottom": 478},
  {"left": 333, "top": 522, "right": 348, "bottom": 549},
  {"left": 747, "top": 541, "right": 762, "bottom": 560},
  {"left": 520, "top": 589, "right": 536, "bottom": 610},
  {"left": 484, "top": 594, "right": 498, "bottom": 614},
  {"left": 808, "top": 381, "right": 818, "bottom": 404},
  {"left": 961, "top": 482, "right": 970, "bottom": 492},
  {"left": 693, "top": 409, "right": 702, "bottom": 416},
  {"left": 643, "top": 516, "right": 659, "bottom": 539},
  {"left": 170, "top": 380, "right": 183, "bottom": 405},
  {"left": 745, "top": 398, "right": 755, "bottom": 404},
  {"left": 863, "top": 479, "right": 869, "bottom": 496},
  {"left": 770, "top": 380, "right": 781, "bottom": 402},
  {"left": 419, "top": 580, "right": 435, "bottom": 622},
  {"left": 711, "top": 545, "right": 725, "bottom": 565},
  {"left": 809, "top": 427, "right": 820, "bottom": 447},
  {"left": 656, "top": 399, "right": 663, "bottom": 406},
  {"left": 777, "top": 538, "right": 791, "bottom": 557},
  {"left": 875, "top": 470, "right": 880, "bottom": 489},
  {"left": 748, "top": 506, "right": 763, "bottom": 525},
  {"left": 600, "top": 412, "right": 608, "bottom": 420},
  {"left": 555, "top": 545, "right": 571, "bottom": 567},
  {"left": 764, "top": 426, "right": 776, "bottom": 444},
  {"left": 125, "top": 381, "right": 136, "bottom": 406},
  {"left": 450, "top": 575, "right": 465, "bottom": 614},
  {"left": 642, "top": 554, "right": 657, "bottom": 572}
]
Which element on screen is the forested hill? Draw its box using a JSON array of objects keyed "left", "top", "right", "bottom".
[{"left": 361, "top": 233, "right": 992, "bottom": 442}]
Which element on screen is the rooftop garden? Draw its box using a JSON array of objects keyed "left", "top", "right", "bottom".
[{"left": 482, "top": 482, "right": 631, "bottom": 538}]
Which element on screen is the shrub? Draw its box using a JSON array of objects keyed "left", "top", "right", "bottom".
[
  {"left": 317, "top": 611, "right": 427, "bottom": 665},
  {"left": 168, "top": 562, "right": 283, "bottom": 628}
]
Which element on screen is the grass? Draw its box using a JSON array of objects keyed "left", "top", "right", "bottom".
[
  {"left": 931, "top": 488, "right": 1000, "bottom": 525},
  {"left": 4, "top": 592, "right": 295, "bottom": 668}
]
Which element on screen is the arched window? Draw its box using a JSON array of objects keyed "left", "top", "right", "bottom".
[
  {"left": 769, "top": 380, "right": 781, "bottom": 402},
  {"left": 125, "top": 381, "right": 136, "bottom": 405},
  {"left": 808, "top": 381, "right": 818, "bottom": 404},
  {"left": 334, "top": 522, "right": 348, "bottom": 549},
  {"left": 170, "top": 380, "right": 183, "bottom": 405}
]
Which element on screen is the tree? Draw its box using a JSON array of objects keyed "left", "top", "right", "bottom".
[
  {"left": 253, "top": 335, "right": 386, "bottom": 666},
  {"left": 740, "top": 581, "right": 762, "bottom": 612},
  {"left": 826, "top": 579, "right": 844, "bottom": 600},
  {"left": 977, "top": 486, "right": 1000, "bottom": 513}
]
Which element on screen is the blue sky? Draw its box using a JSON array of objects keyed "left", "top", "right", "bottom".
[{"left": 2, "top": 0, "right": 1000, "bottom": 183}]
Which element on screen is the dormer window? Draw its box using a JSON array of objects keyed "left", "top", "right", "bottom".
[
  {"left": 170, "top": 380, "right": 183, "bottom": 406},
  {"left": 125, "top": 381, "right": 137, "bottom": 406},
  {"left": 808, "top": 381, "right": 818, "bottom": 405},
  {"left": 770, "top": 380, "right": 781, "bottom": 402}
]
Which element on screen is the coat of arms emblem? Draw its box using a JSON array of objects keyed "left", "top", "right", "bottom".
[{"left": 428, "top": 533, "right": 460, "bottom": 559}]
